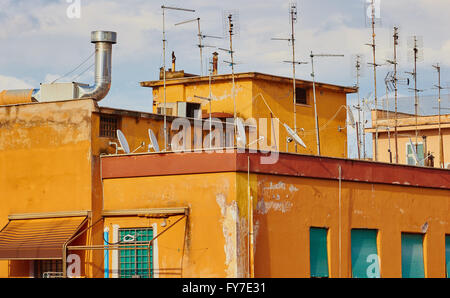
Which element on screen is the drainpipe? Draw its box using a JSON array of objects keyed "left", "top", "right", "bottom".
[{"left": 78, "top": 31, "right": 117, "bottom": 101}]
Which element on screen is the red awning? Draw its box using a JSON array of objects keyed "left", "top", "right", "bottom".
[{"left": 0, "top": 216, "right": 87, "bottom": 260}]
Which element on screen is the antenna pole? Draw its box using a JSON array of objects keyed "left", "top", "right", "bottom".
[
  {"left": 362, "top": 98, "right": 366, "bottom": 159},
  {"left": 310, "top": 53, "right": 344, "bottom": 156},
  {"left": 209, "top": 59, "right": 213, "bottom": 148},
  {"left": 161, "top": 6, "right": 195, "bottom": 151},
  {"left": 393, "top": 27, "right": 399, "bottom": 164},
  {"left": 162, "top": 7, "right": 167, "bottom": 151},
  {"left": 369, "top": 0, "right": 379, "bottom": 162},
  {"left": 355, "top": 56, "right": 362, "bottom": 160},
  {"left": 385, "top": 80, "right": 392, "bottom": 163},
  {"left": 413, "top": 36, "right": 419, "bottom": 163},
  {"left": 311, "top": 52, "right": 320, "bottom": 156},
  {"left": 291, "top": 4, "right": 298, "bottom": 153},
  {"left": 227, "top": 14, "right": 238, "bottom": 139},
  {"left": 433, "top": 63, "right": 444, "bottom": 168},
  {"left": 197, "top": 18, "right": 204, "bottom": 76}
]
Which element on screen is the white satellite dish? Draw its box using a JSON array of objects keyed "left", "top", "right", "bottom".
[
  {"left": 148, "top": 129, "right": 160, "bottom": 153},
  {"left": 117, "top": 130, "right": 130, "bottom": 154},
  {"left": 347, "top": 107, "right": 356, "bottom": 129},
  {"left": 409, "top": 138, "right": 419, "bottom": 164},
  {"left": 283, "top": 123, "right": 307, "bottom": 148},
  {"left": 236, "top": 118, "right": 247, "bottom": 147}
]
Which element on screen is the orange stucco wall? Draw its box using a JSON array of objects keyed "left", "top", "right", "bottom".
[
  {"left": 100, "top": 161, "right": 450, "bottom": 278},
  {"left": 102, "top": 173, "right": 247, "bottom": 277}
]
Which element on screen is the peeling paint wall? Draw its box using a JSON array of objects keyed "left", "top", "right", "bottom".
[{"left": 0, "top": 100, "right": 96, "bottom": 277}]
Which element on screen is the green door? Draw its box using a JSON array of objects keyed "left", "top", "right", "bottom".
[
  {"left": 401, "top": 233, "right": 425, "bottom": 278},
  {"left": 309, "top": 228, "right": 329, "bottom": 278},
  {"left": 351, "top": 229, "right": 380, "bottom": 278}
]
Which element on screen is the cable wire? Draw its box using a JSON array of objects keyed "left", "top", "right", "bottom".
[{"left": 51, "top": 51, "right": 95, "bottom": 84}]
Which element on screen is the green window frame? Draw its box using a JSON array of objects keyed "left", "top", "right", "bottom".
[
  {"left": 351, "top": 229, "right": 380, "bottom": 278},
  {"left": 401, "top": 233, "right": 425, "bottom": 278},
  {"left": 446, "top": 235, "right": 450, "bottom": 278},
  {"left": 309, "top": 227, "right": 329, "bottom": 278},
  {"left": 119, "top": 228, "right": 153, "bottom": 278}
]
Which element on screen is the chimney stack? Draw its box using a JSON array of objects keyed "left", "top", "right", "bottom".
[
  {"left": 212, "top": 52, "right": 218, "bottom": 75},
  {"left": 172, "top": 51, "right": 176, "bottom": 72}
]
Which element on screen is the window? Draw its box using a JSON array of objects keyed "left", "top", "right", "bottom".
[
  {"left": 351, "top": 229, "right": 380, "bottom": 278},
  {"left": 446, "top": 235, "right": 450, "bottom": 278},
  {"left": 34, "top": 260, "right": 63, "bottom": 278},
  {"left": 406, "top": 142, "right": 424, "bottom": 166},
  {"left": 401, "top": 233, "right": 425, "bottom": 278},
  {"left": 309, "top": 227, "right": 329, "bottom": 278},
  {"left": 119, "top": 228, "right": 153, "bottom": 278},
  {"left": 295, "top": 88, "right": 308, "bottom": 105},
  {"left": 100, "top": 114, "right": 120, "bottom": 138}
]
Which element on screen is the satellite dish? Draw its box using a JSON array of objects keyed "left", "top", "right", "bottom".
[
  {"left": 347, "top": 107, "right": 356, "bottom": 128},
  {"left": 148, "top": 129, "right": 160, "bottom": 153},
  {"left": 117, "top": 130, "right": 130, "bottom": 154},
  {"left": 409, "top": 138, "right": 419, "bottom": 164},
  {"left": 283, "top": 123, "right": 306, "bottom": 148},
  {"left": 236, "top": 118, "right": 246, "bottom": 147}
]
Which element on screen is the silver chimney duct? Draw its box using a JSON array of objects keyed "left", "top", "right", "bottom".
[
  {"left": 78, "top": 31, "right": 117, "bottom": 101},
  {"left": 0, "top": 30, "right": 117, "bottom": 105}
]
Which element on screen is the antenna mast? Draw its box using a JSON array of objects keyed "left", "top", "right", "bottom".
[
  {"left": 271, "top": 2, "right": 308, "bottom": 153},
  {"left": 366, "top": 0, "right": 380, "bottom": 161},
  {"left": 405, "top": 36, "right": 424, "bottom": 164},
  {"left": 393, "top": 27, "right": 399, "bottom": 164},
  {"left": 310, "top": 52, "right": 344, "bottom": 156},
  {"left": 432, "top": 63, "right": 444, "bottom": 168},
  {"left": 355, "top": 55, "right": 362, "bottom": 160},
  {"left": 161, "top": 5, "right": 195, "bottom": 151}
]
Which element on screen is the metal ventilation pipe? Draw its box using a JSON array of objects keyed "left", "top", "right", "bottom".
[{"left": 78, "top": 31, "right": 117, "bottom": 101}]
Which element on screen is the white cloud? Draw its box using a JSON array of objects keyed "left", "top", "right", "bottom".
[{"left": 0, "top": 75, "right": 33, "bottom": 90}]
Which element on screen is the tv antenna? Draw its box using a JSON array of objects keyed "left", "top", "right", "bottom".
[
  {"left": 220, "top": 11, "right": 239, "bottom": 143},
  {"left": 271, "top": 2, "right": 308, "bottom": 153},
  {"left": 148, "top": 128, "right": 160, "bottom": 153},
  {"left": 175, "top": 17, "right": 220, "bottom": 76},
  {"left": 310, "top": 52, "right": 344, "bottom": 156},
  {"left": 405, "top": 35, "right": 424, "bottom": 162},
  {"left": 365, "top": 0, "right": 382, "bottom": 161},
  {"left": 432, "top": 63, "right": 445, "bottom": 168},
  {"left": 360, "top": 92, "right": 374, "bottom": 159},
  {"left": 161, "top": 5, "right": 195, "bottom": 152},
  {"left": 354, "top": 55, "right": 363, "bottom": 159}
]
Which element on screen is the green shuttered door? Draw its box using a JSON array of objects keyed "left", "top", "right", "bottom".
[
  {"left": 401, "top": 233, "right": 425, "bottom": 278},
  {"left": 310, "top": 228, "right": 329, "bottom": 277},
  {"left": 351, "top": 229, "right": 380, "bottom": 278}
]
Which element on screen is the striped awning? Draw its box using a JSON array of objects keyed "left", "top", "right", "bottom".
[{"left": 0, "top": 216, "right": 87, "bottom": 260}]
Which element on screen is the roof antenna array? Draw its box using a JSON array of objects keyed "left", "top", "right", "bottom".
[
  {"left": 220, "top": 10, "right": 240, "bottom": 144},
  {"left": 405, "top": 35, "right": 424, "bottom": 165},
  {"left": 271, "top": 2, "right": 308, "bottom": 153},
  {"left": 365, "top": 0, "right": 382, "bottom": 161},
  {"left": 161, "top": 5, "right": 196, "bottom": 152},
  {"left": 175, "top": 17, "right": 221, "bottom": 76}
]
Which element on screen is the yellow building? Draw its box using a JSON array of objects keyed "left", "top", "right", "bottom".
[
  {"left": 367, "top": 110, "right": 450, "bottom": 168},
  {"left": 141, "top": 71, "right": 357, "bottom": 157}
]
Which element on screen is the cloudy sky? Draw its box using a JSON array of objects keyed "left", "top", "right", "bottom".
[{"left": 1, "top": 0, "right": 449, "bottom": 157}]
